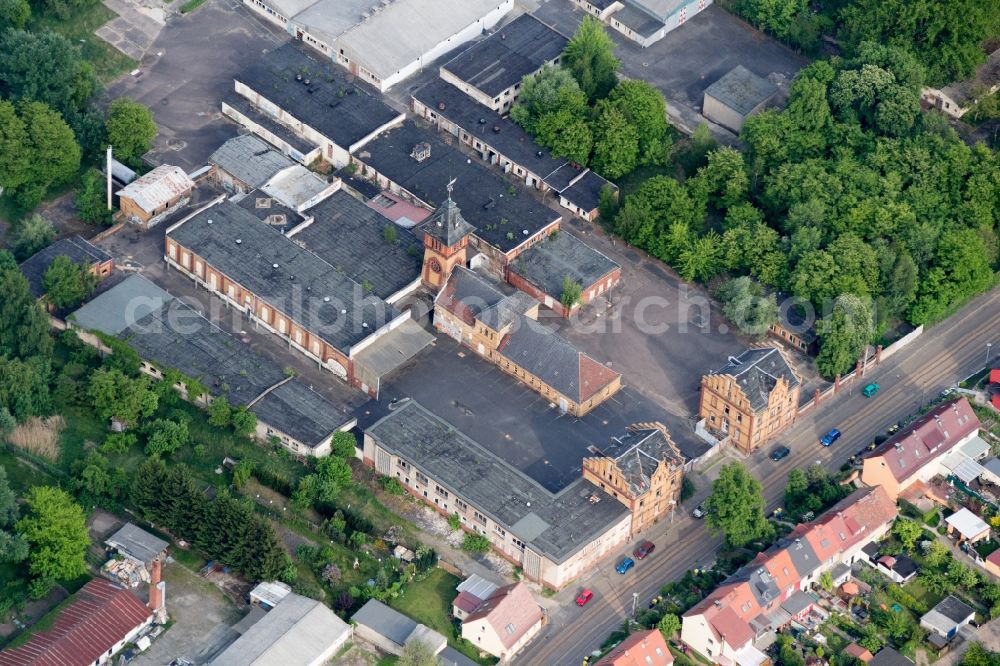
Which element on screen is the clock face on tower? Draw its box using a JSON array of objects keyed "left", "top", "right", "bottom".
[{"left": 428, "top": 258, "right": 442, "bottom": 273}]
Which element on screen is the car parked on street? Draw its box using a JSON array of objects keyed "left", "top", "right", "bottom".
[
  {"left": 575, "top": 589, "right": 594, "bottom": 606},
  {"left": 770, "top": 445, "right": 791, "bottom": 461},
  {"left": 693, "top": 504, "right": 708, "bottom": 518},
  {"left": 820, "top": 428, "right": 841, "bottom": 446},
  {"left": 862, "top": 383, "right": 880, "bottom": 397},
  {"left": 616, "top": 557, "right": 635, "bottom": 574},
  {"left": 633, "top": 541, "right": 656, "bottom": 559}
]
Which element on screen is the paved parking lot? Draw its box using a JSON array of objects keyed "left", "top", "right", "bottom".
[
  {"left": 533, "top": 0, "right": 806, "bottom": 136},
  {"left": 107, "top": 0, "right": 287, "bottom": 171},
  {"left": 365, "top": 335, "right": 709, "bottom": 494}
]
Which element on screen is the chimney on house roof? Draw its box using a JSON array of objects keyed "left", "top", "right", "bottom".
[{"left": 149, "top": 557, "right": 167, "bottom": 624}]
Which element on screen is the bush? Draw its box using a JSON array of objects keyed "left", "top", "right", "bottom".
[
  {"left": 447, "top": 513, "right": 462, "bottom": 530},
  {"left": 379, "top": 476, "right": 405, "bottom": 496},
  {"left": 461, "top": 532, "right": 491, "bottom": 554}
]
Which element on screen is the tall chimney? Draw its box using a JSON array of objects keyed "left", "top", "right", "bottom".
[
  {"left": 106, "top": 145, "right": 113, "bottom": 211},
  {"left": 148, "top": 557, "right": 168, "bottom": 623}
]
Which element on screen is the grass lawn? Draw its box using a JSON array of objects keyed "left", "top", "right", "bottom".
[
  {"left": 389, "top": 568, "right": 495, "bottom": 665},
  {"left": 27, "top": 2, "right": 136, "bottom": 83},
  {"left": 376, "top": 657, "right": 398, "bottom": 666},
  {"left": 0, "top": 448, "right": 58, "bottom": 492},
  {"left": 902, "top": 579, "right": 944, "bottom": 610}
]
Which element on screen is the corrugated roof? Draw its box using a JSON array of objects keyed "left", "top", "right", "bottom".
[
  {"left": 105, "top": 523, "right": 168, "bottom": 566},
  {"left": 70, "top": 274, "right": 173, "bottom": 336},
  {"left": 209, "top": 135, "right": 295, "bottom": 190},
  {"left": 0, "top": 579, "right": 151, "bottom": 666},
  {"left": 116, "top": 165, "right": 194, "bottom": 214},
  {"left": 436, "top": 266, "right": 536, "bottom": 332},
  {"left": 945, "top": 508, "right": 989, "bottom": 540}
]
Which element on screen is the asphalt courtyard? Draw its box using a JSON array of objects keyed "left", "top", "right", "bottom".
[
  {"left": 365, "top": 335, "right": 710, "bottom": 494},
  {"left": 107, "top": 0, "right": 288, "bottom": 171}
]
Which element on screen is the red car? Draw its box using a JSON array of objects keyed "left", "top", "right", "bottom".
[
  {"left": 575, "top": 589, "right": 594, "bottom": 606},
  {"left": 633, "top": 541, "right": 656, "bottom": 560}
]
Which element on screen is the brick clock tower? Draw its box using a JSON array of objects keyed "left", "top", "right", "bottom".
[{"left": 420, "top": 179, "right": 476, "bottom": 292}]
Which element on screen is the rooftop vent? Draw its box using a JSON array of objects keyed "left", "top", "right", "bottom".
[
  {"left": 272, "top": 263, "right": 279, "bottom": 269},
  {"left": 296, "top": 74, "right": 302, "bottom": 82},
  {"left": 235, "top": 238, "right": 242, "bottom": 244},
  {"left": 410, "top": 142, "right": 431, "bottom": 163},
  {"left": 289, "top": 275, "right": 295, "bottom": 280},
  {"left": 728, "top": 356, "right": 742, "bottom": 365},
  {"left": 304, "top": 78, "right": 311, "bottom": 86},
  {"left": 206, "top": 218, "right": 213, "bottom": 224},
  {"left": 536, "top": 150, "right": 543, "bottom": 157},
  {"left": 362, "top": 322, "right": 369, "bottom": 328},
  {"left": 478, "top": 118, "right": 487, "bottom": 124},
  {"left": 324, "top": 296, "right": 331, "bottom": 302},
  {"left": 588, "top": 494, "right": 600, "bottom": 504},
  {"left": 438, "top": 101, "right": 446, "bottom": 111},
  {"left": 493, "top": 125, "right": 501, "bottom": 133},
  {"left": 522, "top": 229, "right": 529, "bottom": 235}
]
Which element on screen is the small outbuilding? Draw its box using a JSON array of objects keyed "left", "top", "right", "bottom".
[
  {"left": 920, "top": 595, "right": 976, "bottom": 639},
  {"left": 105, "top": 523, "right": 169, "bottom": 569},
  {"left": 117, "top": 164, "right": 195, "bottom": 229},
  {"left": 703, "top": 65, "right": 778, "bottom": 132},
  {"left": 945, "top": 507, "right": 991, "bottom": 544},
  {"left": 351, "top": 599, "right": 447, "bottom": 657}
]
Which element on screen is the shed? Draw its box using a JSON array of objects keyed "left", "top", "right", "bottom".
[
  {"left": 703, "top": 66, "right": 778, "bottom": 132},
  {"left": 116, "top": 165, "right": 195, "bottom": 228},
  {"left": 249, "top": 581, "right": 292, "bottom": 609},
  {"left": 920, "top": 595, "right": 976, "bottom": 639},
  {"left": 105, "top": 523, "right": 169, "bottom": 568},
  {"left": 983, "top": 457, "right": 1000, "bottom": 486},
  {"left": 351, "top": 599, "right": 447, "bottom": 657},
  {"left": 945, "top": 508, "right": 991, "bottom": 543}
]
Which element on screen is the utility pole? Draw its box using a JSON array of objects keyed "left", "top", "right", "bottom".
[
  {"left": 631, "top": 592, "right": 638, "bottom": 620},
  {"left": 987, "top": 343, "right": 993, "bottom": 366},
  {"left": 106, "top": 145, "right": 113, "bottom": 210}
]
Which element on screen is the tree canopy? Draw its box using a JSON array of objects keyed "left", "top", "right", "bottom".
[
  {"left": 561, "top": 16, "right": 619, "bottom": 102},
  {"left": 105, "top": 98, "right": 157, "bottom": 166},
  {"left": 0, "top": 252, "right": 53, "bottom": 359},
  {"left": 0, "top": 467, "right": 28, "bottom": 564},
  {"left": 87, "top": 368, "right": 158, "bottom": 428},
  {"left": 75, "top": 169, "right": 113, "bottom": 225},
  {"left": 16, "top": 486, "right": 89, "bottom": 596},
  {"left": 42, "top": 255, "right": 98, "bottom": 310},
  {"left": 704, "top": 462, "right": 774, "bottom": 549}
]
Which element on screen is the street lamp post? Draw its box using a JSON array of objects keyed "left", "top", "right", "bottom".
[
  {"left": 632, "top": 592, "right": 639, "bottom": 620},
  {"left": 987, "top": 343, "right": 993, "bottom": 366}
]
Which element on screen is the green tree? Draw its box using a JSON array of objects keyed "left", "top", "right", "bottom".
[
  {"left": 892, "top": 518, "right": 922, "bottom": 551},
  {"left": 104, "top": 98, "right": 157, "bottom": 166},
  {"left": 207, "top": 395, "right": 232, "bottom": 427},
  {"left": 462, "top": 532, "right": 491, "bottom": 554},
  {"left": 560, "top": 275, "right": 582, "bottom": 310},
  {"left": 0, "top": 30, "right": 97, "bottom": 117},
  {"left": 689, "top": 147, "right": 749, "bottom": 212},
  {"left": 816, "top": 294, "right": 873, "bottom": 378},
  {"left": 739, "top": 0, "right": 807, "bottom": 39},
  {"left": 536, "top": 108, "right": 593, "bottom": 165},
  {"left": 510, "top": 64, "right": 588, "bottom": 135},
  {"left": 704, "top": 462, "right": 774, "bottom": 549},
  {"left": 715, "top": 277, "right": 779, "bottom": 337},
  {"left": 398, "top": 639, "right": 441, "bottom": 666},
  {"left": 607, "top": 80, "right": 669, "bottom": 166},
  {"left": 658, "top": 612, "right": 681, "bottom": 639},
  {"left": 0, "top": 99, "right": 30, "bottom": 196},
  {"left": 561, "top": 15, "right": 619, "bottom": 102},
  {"left": 819, "top": 570, "right": 834, "bottom": 592},
  {"left": 12, "top": 101, "right": 82, "bottom": 208},
  {"left": 0, "top": 467, "right": 28, "bottom": 564},
  {"left": 87, "top": 367, "right": 158, "bottom": 428},
  {"left": 144, "top": 418, "right": 190, "bottom": 457},
  {"left": 16, "top": 486, "right": 89, "bottom": 596},
  {"left": 0, "top": 254, "right": 53, "bottom": 359},
  {"left": 962, "top": 643, "right": 1000, "bottom": 666},
  {"left": 592, "top": 102, "right": 639, "bottom": 179},
  {"left": 597, "top": 183, "right": 620, "bottom": 222},
  {"left": 0, "top": 355, "right": 51, "bottom": 421},
  {"left": 909, "top": 228, "right": 995, "bottom": 325},
  {"left": 70, "top": 451, "right": 127, "bottom": 506},
  {"left": 677, "top": 231, "right": 723, "bottom": 283},
  {"left": 74, "top": 169, "right": 113, "bottom": 225},
  {"left": 330, "top": 431, "right": 357, "bottom": 459},
  {"left": 0, "top": 0, "right": 30, "bottom": 29},
  {"left": 41, "top": 255, "right": 98, "bottom": 309},
  {"left": 12, "top": 213, "right": 55, "bottom": 261},
  {"left": 230, "top": 406, "right": 257, "bottom": 437}
]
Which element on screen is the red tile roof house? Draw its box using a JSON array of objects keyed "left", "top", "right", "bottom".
[
  {"left": 861, "top": 398, "right": 981, "bottom": 500},
  {"left": 458, "top": 582, "right": 543, "bottom": 660},
  {"left": 0, "top": 578, "right": 153, "bottom": 666},
  {"left": 681, "top": 487, "right": 897, "bottom": 664},
  {"left": 596, "top": 629, "right": 673, "bottom": 666}
]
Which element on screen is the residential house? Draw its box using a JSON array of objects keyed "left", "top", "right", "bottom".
[
  {"left": 945, "top": 508, "right": 991, "bottom": 544},
  {"left": 453, "top": 574, "right": 501, "bottom": 620},
  {"left": 411, "top": 77, "right": 617, "bottom": 221},
  {"left": 210, "top": 591, "right": 351, "bottom": 665},
  {"left": 582, "top": 423, "right": 686, "bottom": 534},
  {"left": 18, "top": 236, "right": 114, "bottom": 300},
  {"left": 223, "top": 43, "right": 404, "bottom": 167},
  {"left": 681, "top": 486, "right": 897, "bottom": 663},
  {"left": 869, "top": 648, "right": 915, "bottom": 666},
  {"left": 507, "top": 229, "right": 620, "bottom": 317},
  {"left": 117, "top": 164, "right": 195, "bottom": 229},
  {"left": 861, "top": 398, "right": 982, "bottom": 500},
  {"left": 208, "top": 134, "right": 296, "bottom": 194},
  {"left": 921, "top": 49, "right": 1000, "bottom": 119},
  {"left": 435, "top": 267, "right": 622, "bottom": 415},
  {"left": 351, "top": 120, "right": 562, "bottom": 275},
  {"left": 572, "top": 0, "right": 714, "bottom": 47},
  {"left": 984, "top": 548, "right": 1000, "bottom": 578},
  {"left": 873, "top": 554, "right": 918, "bottom": 584},
  {"left": 596, "top": 629, "right": 673, "bottom": 666},
  {"left": 164, "top": 197, "right": 418, "bottom": 392},
  {"left": 440, "top": 13, "right": 568, "bottom": 112},
  {"left": 350, "top": 599, "right": 447, "bottom": 657},
  {"left": 702, "top": 66, "right": 779, "bottom": 133},
  {"left": 70, "top": 274, "right": 362, "bottom": 456},
  {"left": 699, "top": 347, "right": 800, "bottom": 455},
  {"left": 363, "top": 400, "right": 633, "bottom": 589},
  {"left": 920, "top": 596, "right": 976, "bottom": 640},
  {"left": 459, "top": 582, "right": 543, "bottom": 659},
  {"left": 0, "top": 579, "right": 153, "bottom": 666}
]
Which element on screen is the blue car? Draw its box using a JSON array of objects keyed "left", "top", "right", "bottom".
[
  {"left": 616, "top": 557, "right": 635, "bottom": 574},
  {"left": 820, "top": 428, "right": 842, "bottom": 447}
]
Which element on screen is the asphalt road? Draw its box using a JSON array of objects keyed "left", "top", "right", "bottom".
[{"left": 517, "top": 286, "right": 1000, "bottom": 665}]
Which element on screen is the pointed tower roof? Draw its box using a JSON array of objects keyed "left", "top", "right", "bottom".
[{"left": 420, "top": 180, "right": 476, "bottom": 247}]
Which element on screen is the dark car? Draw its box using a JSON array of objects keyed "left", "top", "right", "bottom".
[
  {"left": 633, "top": 541, "right": 656, "bottom": 559},
  {"left": 820, "top": 428, "right": 842, "bottom": 447},
  {"left": 616, "top": 557, "right": 635, "bottom": 574},
  {"left": 575, "top": 589, "right": 594, "bottom": 606},
  {"left": 770, "top": 445, "right": 791, "bottom": 461}
]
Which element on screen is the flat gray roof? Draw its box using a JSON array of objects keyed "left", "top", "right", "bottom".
[
  {"left": 351, "top": 599, "right": 418, "bottom": 646},
  {"left": 168, "top": 199, "right": 400, "bottom": 354},
  {"left": 250, "top": 380, "right": 357, "bottom": 448},
  {"left": 209, "top": 135, "right": 295, "bottom": 190},
  {"left": 704, "top": 65, "right": 778, "bottom": 117},
  {"left": 365, "top": 400, "right": 630, "bottom": 563},
  {"left": 70, "top": 274, "right": 174, "bottom": 336},
  {"left": 288, "top": 0, "right": 367, "bottom": 43},
  {"left": 509, "top": 229, "right": 619, "bottom": 297}
]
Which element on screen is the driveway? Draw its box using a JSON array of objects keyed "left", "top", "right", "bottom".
[
  {"left": 107, "top": 0, "right": 288, "bottom": 171},
  {"left": 532, "top": 0, "right": 807, "bottom": 137}
]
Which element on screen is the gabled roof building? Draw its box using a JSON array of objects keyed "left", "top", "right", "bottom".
[
  {"left": 570, "top": 0, "right": 713, "bottom": 47},
  {"left": 459, "top": 582, "right": 543, "bottom": 658},
  {"left": 699, "top": 347, "right": 800, "bottom": 454},
  {"left": 116, "top": 164, "right": 195, "bottom": 229}
]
